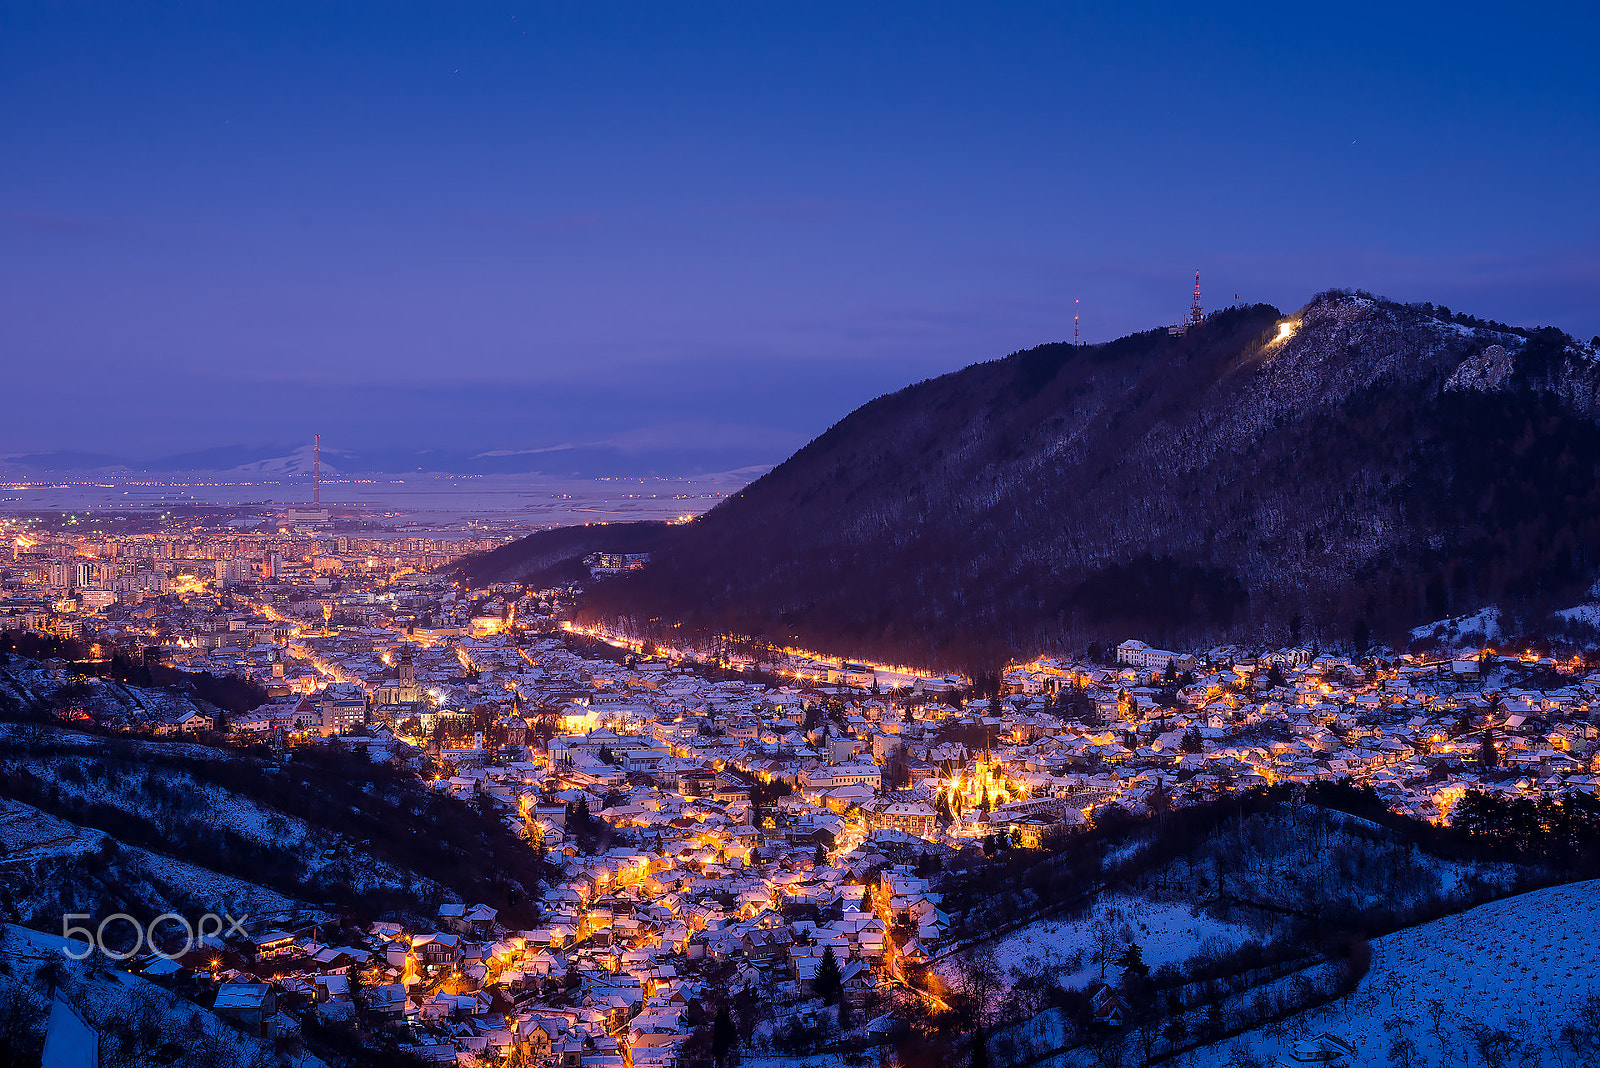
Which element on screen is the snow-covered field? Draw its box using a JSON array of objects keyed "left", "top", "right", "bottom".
[
  {"left": 1410, "top": 606, "right": 1501, "bottom": 645},
  {"left": 1189, "top": 877, "right": 1600, "bottom": 1067},
  {"left": 1553, "top": 603, "right": 1600, "bottom": 628},
  {"left": 741, "top": 1056, "right": 853, "bottom": 1068},
  {"left": 1410, "top": 599, "right": 1600, "bottom": 647},
  {"left": 942, "top": 895, "right": 1258, "bottom": 990}
]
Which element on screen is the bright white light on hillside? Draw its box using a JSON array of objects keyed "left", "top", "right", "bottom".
[{"left": 1277, "top": 322, "right": 1296, "bottom": 341}]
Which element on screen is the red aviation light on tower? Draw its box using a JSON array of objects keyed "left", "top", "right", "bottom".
[{"left": 1190, "top": 270, "right": 1204, "bottom": 326}]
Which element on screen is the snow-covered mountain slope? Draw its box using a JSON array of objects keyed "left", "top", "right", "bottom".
[
  {"left": 1187, "top": 877, "right": 1600, "bottom": 1068},
  {"left": 224, "top": 443, "right": 343, "bottom": 477},
  {"left": 576, "top": 291, "right": 1600, "bottom": 670}
]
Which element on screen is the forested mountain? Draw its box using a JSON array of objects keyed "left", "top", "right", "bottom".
[{"left": 557, "top": 291, "right": 1600, "bottom": 671}]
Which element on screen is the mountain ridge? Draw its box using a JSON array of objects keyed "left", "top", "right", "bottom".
[{"left": 522, "top": 291, "right": 1600, "bottom": 671}]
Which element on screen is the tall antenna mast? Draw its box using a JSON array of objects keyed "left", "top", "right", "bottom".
[
  {"left": 313, "top": 434, "right": 320, "bottom": 507},
  {"left": 1074, "top": 298, "right": 1080, "bottom": 348},
  {"left": 1190, "top": 270, "right": 1204, "bottom": 326}
]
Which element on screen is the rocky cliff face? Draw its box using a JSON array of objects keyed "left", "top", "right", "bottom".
[
  {"left": 569, "top": 292, "right": 1600, "bottom": 669},
  {"left": 1445, "top": 344, "right": 1515, "bottom": 392}
]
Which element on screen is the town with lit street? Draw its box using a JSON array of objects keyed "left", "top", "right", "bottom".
[{"left": 5, "top": 512, "right": 1600, "bottom": 1065}]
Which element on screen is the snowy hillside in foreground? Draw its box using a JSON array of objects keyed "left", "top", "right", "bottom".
[
  {"left": 956, "top": 803, "right": 1519, "bottom": 966},
  {"left": 0, "top": 721, "right": 450, "bottom": 917},
  {"left": 940, "top": 895, "right": 1258, "bottom": 992},
  {"left": 0, "top": 659, "right": 216, "bottom": 730},
  {"left": 0, "top": 795, "right": 314, "bottom": 937},
  {"left": 1188, "top": 878, "right": 1600, "bottom": 1068},
  {"left": 1, "top": 923, "right": 326, "bottom": 1068},
  {"left": 932, "top": 801, "right": 1530, "bottom": 1068}
]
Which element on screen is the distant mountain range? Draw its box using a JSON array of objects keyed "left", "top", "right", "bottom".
[
  {"left": 0, "top": 427, "right": 801, "bottom": 479},
  {"left": 491, "top": 291, "right": 1600, "bottom": 672}
]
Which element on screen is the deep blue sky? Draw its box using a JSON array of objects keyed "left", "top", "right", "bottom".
[{"left": 4, "top": 2, "right": 1597, "bottom": 473}]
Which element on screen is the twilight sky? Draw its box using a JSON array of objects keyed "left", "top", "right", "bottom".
[{"left": 3, "top": 2, "right": 1597, "bottom": 473}]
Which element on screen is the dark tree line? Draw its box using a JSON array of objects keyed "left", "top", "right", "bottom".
[{"left": 1450, "top": 788, "right": 1600, "bottom": 859}]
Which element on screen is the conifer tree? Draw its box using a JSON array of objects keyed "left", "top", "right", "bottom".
[
  {"left": 712, "top": 1002, "right": 736, "bottom": 1067},
  {"left": 1117, "top": 941, "right": 1149, "bottom": 980},
  {"left": 815, "top": 944, "right": 843, "bottom": 1005}
]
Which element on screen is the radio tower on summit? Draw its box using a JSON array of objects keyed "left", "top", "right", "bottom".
[{"left": 1190, "top": 270, "right": 1204, "bottom": 326}]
